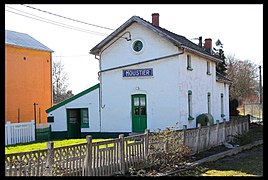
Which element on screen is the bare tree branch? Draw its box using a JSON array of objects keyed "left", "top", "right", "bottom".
[{"left": 52, "top": 59, "right": 72, "bottom": 104}]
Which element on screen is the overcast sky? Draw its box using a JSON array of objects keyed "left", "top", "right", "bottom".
[{"left": 5, "top": 4, "right": 263, "bottom": 95}]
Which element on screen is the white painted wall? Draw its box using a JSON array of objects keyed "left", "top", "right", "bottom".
[
  {"left": 47, "top": 88, "right": 100, "bottom": 132},
  {"left": 100, "top": 23, "right": 184, "bottom": 132},
  {"left": 100, "top": 23, "right": 178, "bottom": 71},
  {"left": 99, "top": 23, "right": 230, "bottom": 132},
  {"left": 46, "top": 20, "right": 230, "bottom": 135}
]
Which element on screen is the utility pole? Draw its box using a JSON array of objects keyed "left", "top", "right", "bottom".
[
  {"left": 33, "top": 102, "right": 38, "bottom": 140},
  {"left": 259, "top": 66, "right": 262, "bottom": 104}
]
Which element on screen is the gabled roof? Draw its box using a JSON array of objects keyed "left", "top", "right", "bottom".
[
  {"left": 5, "top": 29, "right": 54, "bottom": 52},
  {"left": 90, "top": 15, "right": 222, "bottom": 63},
  {"left": 46, "top": 83, "right": 100, "bottom": 113}
]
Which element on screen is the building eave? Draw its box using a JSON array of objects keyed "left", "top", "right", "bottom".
[
  {"left": 89, "top": 15, "right": 222, "bottom": 63},
  {"left": 46, "top": 83, "right": 100, "bottom": 113},
  {"left": 6, "top": 43, "right": 54, "bottom": 53}
]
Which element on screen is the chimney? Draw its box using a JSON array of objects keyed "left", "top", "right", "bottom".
[
  {"left": 204, "top": 38, "right": 212, "bottom": 53},
  {"left": 152, "top": 13, "right": 159, "bottom": 26},
  {"left": 198, "top": 36, "right": 202, "bottom": 47}
]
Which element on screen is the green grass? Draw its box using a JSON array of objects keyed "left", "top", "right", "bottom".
[{"left": 5, "top": 138, "right": 112, "bottom": 154}]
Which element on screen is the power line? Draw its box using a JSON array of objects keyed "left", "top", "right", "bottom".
[
  {"left": 5, "top": 7, "right": 108, "bottom": 36},
  {"left": 21, "top": 4, "right": 115, "bottom": 31},
  {"left": 53, "top": 54, "right": 90, "bottom": 58},
  {"left": 6, "top": 5, "right": 131, "bottom": 40}
]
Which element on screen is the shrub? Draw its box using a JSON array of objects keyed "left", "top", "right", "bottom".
[
  {"left": 196, "top": 113, "right": 214, "bottom": 127},
  {"left": 147, "top": 122, "right": 192, "bottom": 172}
]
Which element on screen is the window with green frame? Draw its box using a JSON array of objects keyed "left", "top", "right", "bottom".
[
  {"left": 81, "top": 108, "right": 89, "bottom": 128},
  {"left": 187, "top": 55, "right": 193, "bottom": 71},
  {"left": 220, "top": 93, "right": 225, "bottom": 118},
  {"left": 207, "top": 61, "right": 211, "bottom": 75},
  {"left": 208, "top": 92, "right": 211, "bottom": 114},
  {"left": 188, "top": 90, "right": 194, "bottom": 120}
]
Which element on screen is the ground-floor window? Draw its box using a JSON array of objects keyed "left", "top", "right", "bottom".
[
  {"left": 221, "top": 93, "right": 225, "bottom": 118},
  {"left": 208, "top": 92, "right": 211, "bottom": 114},
  {"left": 81, "top": 108, "right": 89, "bottom": 128},
  {"left": 188, "top": 90, "right": 194, "bottom": 120}
]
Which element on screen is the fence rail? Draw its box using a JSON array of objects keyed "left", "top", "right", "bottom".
[
  {"left": 5, "top": 116, "right": 249, "bottom": 176},
  {"left": 5, "top": 120, "right": 35, "bottom": 145},
  {"left": 5, "top": 121, "right": 52, "bottom": 146}
]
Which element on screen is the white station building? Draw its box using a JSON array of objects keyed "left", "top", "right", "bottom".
[{"left": 46, "top": 13, "right": 231, "bottom": 139}]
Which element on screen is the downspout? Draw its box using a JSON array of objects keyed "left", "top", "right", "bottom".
[
  {"left": 94, "top": 55, "right": 102, "bottom": 133},
  {"left": 94, "top": 31, "right": 131, "bottom": 133},
  {"left": 50, "top": 52, "right": 53, "bottom": 106}
]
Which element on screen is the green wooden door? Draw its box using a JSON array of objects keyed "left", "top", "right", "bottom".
[
  {"left": 67, "top": 109, "right": 81, "bottom": 138},
  {"left": 132, "top": 94, "right": 147, "bottom": 132}
]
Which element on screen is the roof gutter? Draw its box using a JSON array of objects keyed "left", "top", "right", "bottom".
[{"left": 181, "top": 45, "right": 222, "bottom": 63}]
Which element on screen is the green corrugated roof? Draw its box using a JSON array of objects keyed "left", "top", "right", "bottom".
[{"left": 46, "top": 83, "right": 99, "bottom": 113}]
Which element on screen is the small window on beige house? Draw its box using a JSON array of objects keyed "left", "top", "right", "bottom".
[
  {"left": 207, "top": 61, "right": 211, "bottom": 75},
  {"left": 187, "top": 55, "right": 193, "bottom": 71}
]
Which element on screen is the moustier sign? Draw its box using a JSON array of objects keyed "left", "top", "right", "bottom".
[{"left": 122, "top": 68, "right": 153, "bottom": 77}]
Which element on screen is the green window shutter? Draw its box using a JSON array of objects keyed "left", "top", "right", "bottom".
[{"left": 81, "top": 108, "right": 89, "bottom": 128}]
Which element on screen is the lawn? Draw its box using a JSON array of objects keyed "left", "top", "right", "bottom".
[{"left": 5, "top": 138, "right": 112, "bottom": 154}]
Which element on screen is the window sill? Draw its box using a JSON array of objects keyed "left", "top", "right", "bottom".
[
  {"left": 207, "top": 72, "right": 212, "bottom": 75},
  {"left": 187, "top": 67, "right": 193, "bottom": 71},
  {"left": 188, "top": 116, "right": 195, "bottom": 120},
  {"left": 81, "top": 125, "right": 89, "bottom": 128}
]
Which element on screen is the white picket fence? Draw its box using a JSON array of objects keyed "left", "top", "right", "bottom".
[{"left": 5, "top": 120, "right": 35, "bottom": 145}]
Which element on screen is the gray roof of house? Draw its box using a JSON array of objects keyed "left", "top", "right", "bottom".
[
  {"left": 90, "top": 15, "right": 222, "bottom": 63},
  {"left": 5, "top": 29, "right": 53, "bottom": 52},
  {"left": 216, "top": 72, "right": 232, "bottom": 84}
]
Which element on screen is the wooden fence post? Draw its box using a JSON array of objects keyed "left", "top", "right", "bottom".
[
  {"left": 230, "top": 118, "right": 234, "bottom": 141},
  {"left": 246, "top": 115, "right": 250, "bottom": 132},
  {"left": 85, "top": 135, "right": 92, "bottom": 176},
  {"left": 183, "top": 125, "right": 187, "bottom": 145},
  {"left": 216, "top": 120, "right": 220, "bottom": 145},
  {"left": 119, "top": 134, "right": 125, "bottom": 175},
  {"left": 206, "top": 122, "right": 210, "bottom": 149},
  {"left": 246, "top": 114, "right": 250, "bottom": 132},
  {"left": 48, "top": 125, "right": 52, "bottom": 140},
  {"left": 144, "top": 129, "right": 149, "bottom": 163},
  {"left": 7, "top": 121, "right": 11, "bottom": 145},
  {"left": 46, "top": 141, "right": 54, "bottom": 176},
  {"left": 239, "top": 119, "right": 244, "bottom": 134},
  {"left": 195, "top": 123, "right": 201, "bottom": 154},
  {"left": 222, "top": 119, "right": 226, "bottom": 143},
  {"left": 31, "top": 120, "right": 35, "bottom": 141}
]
